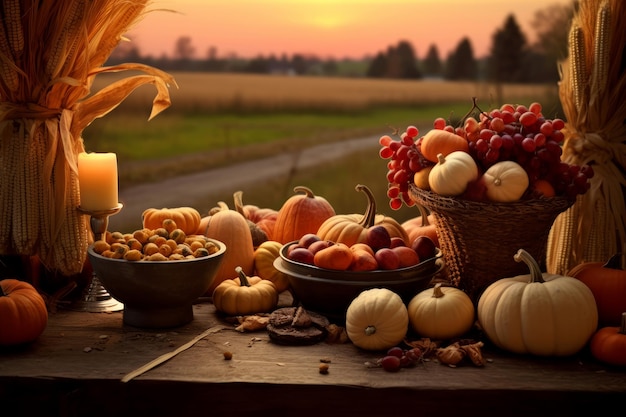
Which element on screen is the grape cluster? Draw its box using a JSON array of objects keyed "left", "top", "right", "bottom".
[
  {"left": 379, "top": 101, "right": 594, "bottom": 209},
  {"left": 376, "top": 346, "right": 423, "bottom": 372},
  {"left": 379, "top": 126, "right": 433, "bottom": 210}
]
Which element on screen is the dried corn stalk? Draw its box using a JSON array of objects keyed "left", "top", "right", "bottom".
[
  {"left": 547, "top": 0, "right": 626, "bottom": 274},
  {"left": 0, "top": 1, "right": 177, "bottom": 275}
]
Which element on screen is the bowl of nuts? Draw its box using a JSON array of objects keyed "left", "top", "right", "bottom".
[{"left": 87, "top": 228, "right": 226, "bottom": 328}]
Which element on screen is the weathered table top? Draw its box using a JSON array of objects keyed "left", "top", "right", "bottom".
[{"left": 1, "top": 294, "right": 625, "bottom": 417}]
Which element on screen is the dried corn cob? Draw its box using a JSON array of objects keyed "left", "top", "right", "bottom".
[
  {"left": 46, "top": 0, "right": 86, "bottom": 79},
  {"left": 0, "top": 120, "right": 14, "bottom": 252},
  {"left": 568, "top": 26, "right": 587, "bottom": 111},
  {"left": 2, "top": 0, "right": 23, "bottom": 60},
  {"left": 592, "top": 2, "right": 611, "bottom": 94},
  {"left": 11, "top": 121, "right": 29, "bottom": 253},
  {"left": 0, "top": 10, "right": 18, "bottom": 95}
]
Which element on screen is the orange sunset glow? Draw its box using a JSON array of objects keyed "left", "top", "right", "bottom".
[{"left": 129, "top": 0, "right": 573, "bottom": 60}]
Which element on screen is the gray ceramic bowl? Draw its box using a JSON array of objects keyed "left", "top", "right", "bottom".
[
  {"left": 87, "top": 238, "right": 226, "bottom": 328},
  {"left": 274, "top": 241, "right": 444, "bottom": 322}
]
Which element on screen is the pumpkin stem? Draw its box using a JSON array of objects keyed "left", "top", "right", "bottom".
[
  {"left": 355, "top": 184, "right": 377, "bottom": 228},
  {"left": 436, "top": 153, "right": 446, "bottom": 164},
  {"left": 431, "top": 283, "right": 445, "bottom": 298},
  {"left": 364, "top": 325, "right": 376, "bottom": 336},
  {"left": 233, "top": 191, "right": 246, "bottom": 216},
  {"left": 416, "top": 204, "right": 432, "bottom": 227},
  {"left": 293, "top": 185, "right": 315, "bottom": 199},
  {"left": 603, "top": 253, "right": 623, "bottom": 270},
  {"left": 514, "top": 249, "right": 545, "bottom": 283},
  {"left": 235, "top": 266, "right": 251, "bottom": 287}
]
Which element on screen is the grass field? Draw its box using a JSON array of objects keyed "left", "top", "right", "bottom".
[{"left": 84, "top": 72, "right": 562, "bottom": 227}]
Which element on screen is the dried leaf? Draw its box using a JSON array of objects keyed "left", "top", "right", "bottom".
[{"left": 235, "top": 315, "right": 270, "bottom": 332}]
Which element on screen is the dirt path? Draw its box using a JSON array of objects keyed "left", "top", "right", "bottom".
[{"left": 108, "top": 135, "right": 380, "bottom": 232}]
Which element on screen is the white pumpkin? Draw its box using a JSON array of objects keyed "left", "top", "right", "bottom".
[
  {"left": 477, "top": 249, "right": 598, "bottom": 356},
  {"left": 483, "top": 161, "right": 529, "bottom": 202},
  {"left": 428, "top": 151, "right": 479, "bottom": 196},
  {"left": 345, "top": 288, "right": 408, "bottom": 351}
]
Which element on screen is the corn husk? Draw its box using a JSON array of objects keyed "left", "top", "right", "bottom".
[
  {"left": 547, "top": 0, "right": 626, "bottom": 274},
  {"left": 0, "top": 1, "right": 177, "bottom": 275}
]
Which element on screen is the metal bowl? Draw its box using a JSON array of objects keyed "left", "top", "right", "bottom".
[
  {"left": 274, "top": 242, "right": 444, "bottom": 322},
  {"left": 87, "top": 238, "right": 226, "bottom": 328}
]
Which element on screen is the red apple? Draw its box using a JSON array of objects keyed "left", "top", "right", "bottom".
[
  {"left": 392, "top": 245, "right": 420, "bottom": 267},
  {"left": 288, "top": 247, "right": 315, "bottom": 265},
  {"left": 389, "top": 236, "right": 406, "bottom": 248},
  {"left": 308, "top": 240, "right": 333, "bottom": 255},
  {"left": 375, "top": 247, "right": 400, "bottom": 270},
  {"left": 298, "top": 233, "right": 321, "bottom": 248},
  {"left": 366, "top": 225, "right": 391, "bottom": 252},
  {"left": 411, "top": 236, "right": 437, "bottom": 261}
]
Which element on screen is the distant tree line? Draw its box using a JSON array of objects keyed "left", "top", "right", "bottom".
[{"left": 108, "top": 3, "right": 574, "bottom": 85}]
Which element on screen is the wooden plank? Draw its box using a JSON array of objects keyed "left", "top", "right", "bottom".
[{"left": 1, "top": 299, "right": 625, "bottom": 417}]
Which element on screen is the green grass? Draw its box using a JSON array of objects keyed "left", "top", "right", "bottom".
[{"left": 82, "top": 103, "right": 475, "bottom": 161}]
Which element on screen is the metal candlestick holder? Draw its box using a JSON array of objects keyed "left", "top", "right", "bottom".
[{"left": 69, "top": 203, "right": 124, "bottom": 313}]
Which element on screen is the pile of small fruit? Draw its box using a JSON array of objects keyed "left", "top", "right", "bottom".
[
  {"left": 91, "top": 219, "right": 220, "bottom": 261},
  {"left": 379, "top": 100, "right": 594, "bottom": 209},
  {"left": 284, "top": 226, "right": 437, "bottom": 271}
]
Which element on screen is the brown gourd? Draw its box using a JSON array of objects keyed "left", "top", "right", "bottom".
[{"left": 203, "top": 201, "right": 255, "bottom": 294}]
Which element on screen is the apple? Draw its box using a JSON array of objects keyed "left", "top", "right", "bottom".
[
  {"left": 288, "top": 247, "right": 315, "bottom": 265},
  {"left": 392, "top": 246, "right": 420, "bottom": 268},
  {"left": 366, "top": 225, "right": 391, "bottom": 252},
  {"left": 411, "top": 236, "right": 437, "bottom": 261},
  {"left": 308, "top": 239, "right": 333, "bottom": 255},
  {"left": 389, "top": 236, "right": 406, "bottom": 248},
  {"left": 374, "top": 247, "right": 400, "bottom": 270},
  {"left": 298, "top": 233, "right": 321, "bottom": 248}
]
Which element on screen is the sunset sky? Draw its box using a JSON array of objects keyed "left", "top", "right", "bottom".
[{"left": 129, "top": 0, "right": 573, "bottom": 60}]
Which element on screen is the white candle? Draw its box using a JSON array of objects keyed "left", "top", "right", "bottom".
[{"left": 78, "top": 152, "right": 119, "bottom": 211}]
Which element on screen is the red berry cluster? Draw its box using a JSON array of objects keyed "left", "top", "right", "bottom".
[{"left": 376, "top": 346, "right": 423, "bottom": 372}]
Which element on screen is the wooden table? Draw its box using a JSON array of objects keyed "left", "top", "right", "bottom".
[{"left": 1, "top": 295, "right": 625, "bottom": 417}]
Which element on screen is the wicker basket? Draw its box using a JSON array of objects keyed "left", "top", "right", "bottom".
[{"left": 408, "top": 185, "right": 573, "bottom": 301}]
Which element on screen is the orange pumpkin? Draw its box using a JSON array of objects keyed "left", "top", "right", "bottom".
[
  {"left": 272, "top": 186, "right": 336, "bottom": 244},
  {"left": 568, "top": 254, "right": 626, "bottom": 326},
  {"left": 142, "top": 206, "right": 202, "bottom": 235},
  {"left": 590, "top": 312, "right": 626, "bottom": 367},
  {"left": 419, "top": 128, "right": 469, "bottom": 163},
  {"left": 0, "top": 279, "right": 48, "bottom": 346},
  {"left": 317, "top": 184, "right": 409, "bottom": 247},
  {"left": 401, "top": 204, "right": 439, "bottom": 247}
]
